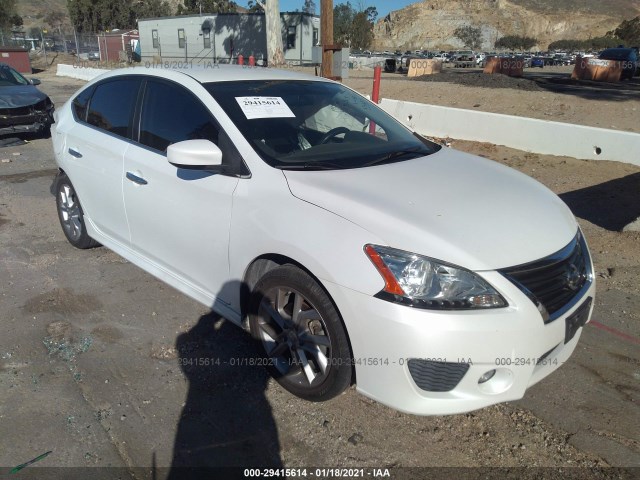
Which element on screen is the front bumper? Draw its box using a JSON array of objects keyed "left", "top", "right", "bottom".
[
  {"left": 0, "top": 105, "right": 54, "bottom": 135},
  {"left": 323, "top": 271, "right": 595, "bottom": 416}
]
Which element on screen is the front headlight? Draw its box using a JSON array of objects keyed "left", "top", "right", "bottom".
[{"left": 364, "top": 244, "right": 507, "bottom": 310}]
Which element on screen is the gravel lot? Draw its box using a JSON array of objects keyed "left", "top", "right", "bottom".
[{"left": 0, "top": 69, "right": 638, "bottom": 479}]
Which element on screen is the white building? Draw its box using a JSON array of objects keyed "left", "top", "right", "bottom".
[{"left": 138, "top": 12, "right": 320, "bottom": 65}]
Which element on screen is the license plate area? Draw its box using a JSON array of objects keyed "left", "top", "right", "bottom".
[{"left": 565, "top": 297, "right": 592, "bottom": 344}]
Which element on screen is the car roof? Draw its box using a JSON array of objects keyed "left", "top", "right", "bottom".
[
  {"left": 599, "top": 48, "right": 635, "bottom": 60},
  {"left": 99, "top": 64, "right": 332, "bottom": 85},
  {"left": 600, "top": 48, "right": 633, "bottom": 54}
]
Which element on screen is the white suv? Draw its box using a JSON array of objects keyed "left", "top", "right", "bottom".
[{"left": 51, "top": 66, "right": 594, "bottom": 415}]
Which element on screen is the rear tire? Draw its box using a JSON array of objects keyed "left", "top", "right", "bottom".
[
  {"left": 249, "top": 265, "right": 352, "bottom": 401},
  {"left": 55, "top": 173, "right": 100, "bottom": 249}
]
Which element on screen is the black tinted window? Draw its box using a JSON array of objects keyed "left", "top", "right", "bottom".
[
  {"left": 72, "top": 87, "right": 93, "bottom": 122},
  {"left": 87, "top": 78, "right": 140, "bottom": 137},
  {"left": 139, "top": 80, "right": 219, "bottom": 152}
]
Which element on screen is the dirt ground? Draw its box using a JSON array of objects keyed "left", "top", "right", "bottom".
[
  {"left": 345, "top": 66, "right": 640, "bottom": 134},
  {"left": 0, "top": 69, "right": 638, "bottom": 479}
]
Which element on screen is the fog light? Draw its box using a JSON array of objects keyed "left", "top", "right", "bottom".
[{"left": 478, "top": 369, "right": 496, "bottom": 384}]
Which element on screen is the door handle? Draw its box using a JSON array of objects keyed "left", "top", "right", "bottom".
[
  {"left": 68, "top": 148, "right": 82, "bottom": 158},
  {"left": 126, "top": 172, "right": 148, "bottom": 185}
]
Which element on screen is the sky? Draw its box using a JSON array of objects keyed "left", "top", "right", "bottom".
[{"left": 237, "top": 0, "right": 418, "bottom": 19}]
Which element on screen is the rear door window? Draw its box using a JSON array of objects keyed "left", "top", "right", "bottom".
[{"left": 87, "top": 78, "right": 141, "bottom": 138}]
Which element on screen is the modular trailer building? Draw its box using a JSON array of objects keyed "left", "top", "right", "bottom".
[{"left": 138, "top": 13, "right": 320, "bottom": 65}]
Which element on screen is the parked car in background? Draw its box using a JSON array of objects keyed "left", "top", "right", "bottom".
[
  {"left": 598, "top": 47, "right": 639, "bottom": 80},
  {"left": 0, "top": 63, "right": 54, "bottom": 136},
  {"left": 52, "top": 66, "right": 595, "bottom": 415},
  {"left": 452, "top": 50, "right": 475, "bottom": 68},
  {"left": 530, "top": 57, "right": 545, "bottom": 68}
]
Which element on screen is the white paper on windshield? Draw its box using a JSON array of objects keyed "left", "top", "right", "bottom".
[{"left": 235, "top": 96, "right": 295, "bottom": 120}]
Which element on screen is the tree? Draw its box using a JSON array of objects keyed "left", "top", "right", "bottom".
[
  {"left": 11, "top": 14, "right": 23, "bottom": 28},
  {"left": 495, "top": 35, "right": 538, "bottom": 51},
  {"left": 608, "top": 16, "right": 640, "bottom": 46},
  {"left": 333, "top": 3, "right": 353, "bottom": 46},
  {"left": 548, "top": 36, "right": 621, "bottom": 51},
  {"left": 46, "top": 11, "right": 70, "bottom": 52},
  {"left": 68, "top": 0, "right": 173, "bottom": 32},
  {"left": 247, "top": 0, "right": 263, "bottom": 12},
  {"left": 332, "top": 2, "right": 376, "bottom": 50},
  {"left": 176, "top": 0, "right": 238, "bottom": 15},
  {"left": 138, "top": 0, "right": 173, "bottom": 19},
  {"left": 248, "top": 0, "right": 285, "bottom": 66},
  {"left": 303, "top": 0, "right": 316, "bottom": 14},
  {"left": 364, "top": 5, "right": 377, "bottom": 23},
  {"left": 0, "top": 0, "right": 22, "bottom": 31},
  {"left": 454, "top": 25, "right": 482, "bottom": 49}
]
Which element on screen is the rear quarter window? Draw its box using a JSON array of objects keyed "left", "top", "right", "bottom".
[{"left": 72, "top": 87, "right": 93, "bottom": 122}]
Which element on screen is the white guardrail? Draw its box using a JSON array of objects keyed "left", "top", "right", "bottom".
[
  {"left": 380, "top": 98, "right": 640, "bottom": 166},
  {"left": 55, "top": 64, "right": 640, "bottom": 166},
  {"left": 56, "top": 63, "right": 110, "bottom": 81}
]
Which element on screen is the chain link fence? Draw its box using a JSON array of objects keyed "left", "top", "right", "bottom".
[{"left": 0, "top": 29, "right": 138, "bottom": 67}]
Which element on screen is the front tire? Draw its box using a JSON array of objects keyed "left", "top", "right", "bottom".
[
  {"left": 55, "top": 173, "right": 100, "bottom": 249},
  {"left": 249, "top": 265, "right": 353, "bottom": 401}
]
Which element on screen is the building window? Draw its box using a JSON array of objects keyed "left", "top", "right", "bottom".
[
  {"left": 203, "top": 28, "right": 211, "bottom": 49},
  {"left": 178, "top": 29, "right": 185, "bottom": 48},
  {"left": 313, "top": 27, "right": 318, "bottom": 46},
  {"left": 152, "top": 29, "right": 159, "bottom": 48},
  {"left": 287, "top": 26, "right": 296, "bottom": 49}
]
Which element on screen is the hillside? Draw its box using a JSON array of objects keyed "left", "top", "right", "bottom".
[
  {"left": 17, "top": 0, "right": 67, "bottom": 30},
  {"left": 16, "top": 0, "right": 184, "bottom": 31},
  {"left": 373, "top": 0, "right": 640, "bottom": 51}
]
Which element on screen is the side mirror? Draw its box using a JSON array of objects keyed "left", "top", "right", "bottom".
[
  {"left": 30, "top": 78, "right": 41, "bottom": 85},
  {"left": 167, "top": 139, "right": 222, "bottom": 169}
]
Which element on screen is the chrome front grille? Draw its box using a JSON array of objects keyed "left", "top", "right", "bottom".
[{"left": 500, "top": 232, "right": 592, "bottom": 323}]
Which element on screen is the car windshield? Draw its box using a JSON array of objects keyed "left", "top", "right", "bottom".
[
  {"left": 205, "top": 80, "right": 440, "bottom": 170},
  {"left": 0, "top": 66, "right": 29, "bottom": 87}
]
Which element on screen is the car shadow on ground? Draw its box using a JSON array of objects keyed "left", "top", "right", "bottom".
[
  {"left": 165, "top": 282, "right": 282, "bottom": 479},
  {"left": 560, "top": 172, "right": 640, "bottom": 231},
  {"left": 0, "top": 130, "right": 51, "bottom": 146}
]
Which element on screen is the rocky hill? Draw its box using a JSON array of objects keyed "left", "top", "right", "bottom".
[{"left": 373, "top": 0, "right": 640, "bottom": 51}]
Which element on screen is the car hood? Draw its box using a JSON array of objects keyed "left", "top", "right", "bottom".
[
  {"left": 0, "top": 85, "right": 48, "bottom": 109},
  {"left": 283, "top": 148, "right": 577, "bottom": 271}
]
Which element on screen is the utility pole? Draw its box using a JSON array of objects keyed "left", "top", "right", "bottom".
[{"left": 320, "top": 0, "right": 340, "bottom": 80}]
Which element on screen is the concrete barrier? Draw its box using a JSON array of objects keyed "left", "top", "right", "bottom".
[
  {"left": 348, "top": 56, "right": 388, "bottom": 70},
  {"left": 407, "top": 59, "right": 442, "bottom": 77},
  {"left": 572, "top": 56, "right": 623, "bottom": 83},
  {"left": 380, "top": 98, "right": 640, "bottom": 166},
  {"left": 483, "top": 57, "right": 524, "bottom": 77},
  {"left": 56, "top": 63, "right": 110, "bottom": 81}
]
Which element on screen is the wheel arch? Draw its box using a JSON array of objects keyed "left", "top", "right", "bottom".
[{"left": 241, "top": 253, "right": 356, "bottom": 385}]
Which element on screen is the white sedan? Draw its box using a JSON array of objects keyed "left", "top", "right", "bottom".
[{"left": 51, "top": 65, "right": 594, "bottom": 415}]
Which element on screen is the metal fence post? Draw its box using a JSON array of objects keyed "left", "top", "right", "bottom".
[{"left": 41, "top": 30, "right": 47, "bottom": 66}]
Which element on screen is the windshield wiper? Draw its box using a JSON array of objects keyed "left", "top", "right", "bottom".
[
  {"left": 361, "top": 148, "right": 425, "bottom": 168},
  {"left": 275, "top": 161, "right": 347, "bottom": 171}
]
